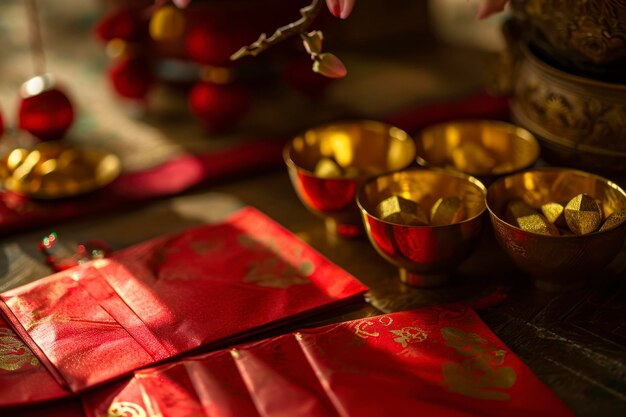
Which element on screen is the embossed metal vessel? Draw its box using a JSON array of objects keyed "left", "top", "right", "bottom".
[
  {"left": 357, "top": 169, "right": 487, "bottom": 287},
  {"left": 284, "top": 121, "right": 416, "bottom": 238},
  {"left": 487, "top": 168, "right": 626, "bottom": 292},
  {"left": 510, "top": 0, "right": 626, "bottom": 76},
  {"left": 416, "top": 120, "right": 539, "bottom": 181},
  {"left": 511, "top": 44, "right": 626, "bottom": 172}
]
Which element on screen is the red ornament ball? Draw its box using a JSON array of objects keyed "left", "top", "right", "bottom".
[
  {"left": 108, "top": 58, "right": 154, "bottom": 100},
  {"left": 188, "top": 81, "right": 250, "bottom": 133},
  {"left": 18, "top": 89, "right": 74, "bottom": 141},
  {"left": 185, "top": 23, "right": 252, "bottom": 67},
  {"left": 93, "top": 8, "right": 145, "bottom": 42}
]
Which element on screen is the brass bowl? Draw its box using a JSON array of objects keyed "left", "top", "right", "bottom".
[
  {"left": 0, "top": 142, "right": 122, "bottom": 199},
  {"left": 284, "top": 121, "right": 416, "bottom": 238},
  {"left": 510, "top": 0, "right": 626, "bottom": 75},
  {"left": 511, "top": 44, "right": 626, "bottom": 172},
  {"left": 487, "top": 168, "right": 626, "bottom": 292},
  {"left": 357, "top": 168, "right": 487, "bottom": 287},
  {"left": 416, "top": 120, "right": 540, "bottom": 181}
]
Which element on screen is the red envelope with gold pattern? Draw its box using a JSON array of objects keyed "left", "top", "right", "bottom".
[
  {"left": 84, "top": 307, "right": 574, "bottom": 417},
  {"left": 0, "top": 207, "right": 366, "bottom": 407}
]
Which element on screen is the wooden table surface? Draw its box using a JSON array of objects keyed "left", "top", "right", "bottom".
[{"left": 1, "top": 170, "right": 624, "bottom": 417}]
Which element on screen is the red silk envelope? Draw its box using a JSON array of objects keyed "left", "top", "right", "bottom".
[
  {"left": 84, "top": 306, "right": 574, "bottom": 417},
  {"left": 0, "top": 207, "right": 367, "bottom": 406}
]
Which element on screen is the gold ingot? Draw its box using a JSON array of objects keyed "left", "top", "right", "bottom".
[
  {"left": 376, "top": 195, "right": 429, "bottom": 226},
  {"left": 149, "top": 5, "right": 185, "bottom": 42},
  {"left": 430, "top": 196, "right": 466, "bottom": 226},
  {"left": 450, "top": 142, "right": 496, "bottom": 175},
  {"left": 564, "top": 193, "right": 603, "bottom": 235},
  {"left": 599, "top": 210, "right": 626, "bottom": 232},
  {"left": 541, "top": 202, "right": 566, "bottom": 227},
  {"left": 517, "top": 213, "right": 560, "bottom": 236},
  {"left": 504, "top": 199, "right": 537, "bottom": 227},
  {"left": 7, "top": 149, "right": 29, "bottom": 171},
  {"left": 314, "top": 158, "right": 342, "bottom": 178},
  {"left": 36, "top": 159, "right": 58, "bottom": 176},
  {"left": 11, "top": 150, "right": 41, "bottom": 181}
]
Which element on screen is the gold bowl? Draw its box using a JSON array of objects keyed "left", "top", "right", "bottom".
[
  {"left": 487, "top": 168, "right": 626, "bottom": 291},
  {"left": 284, "top": 121, "right": 416, "bottom": 238},
  {"left": 357, "top": 168, "right": 487, "bottom": 287},
  {"left": 511, "top": 44, "right": 626, "bottom": 172},
  {"left": 0, "top": 142, "right": 122, "bottom": 199},
  {"left": 416, "top": 120, "right": 540, "bottom": 181}
]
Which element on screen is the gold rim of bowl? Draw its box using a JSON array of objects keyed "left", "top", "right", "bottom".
[
  {"left": 284, "top": 120, "right": 417, "bottom": 179},
  {"left": 357, "top": 167, "right": 488, "bottom": 228}
]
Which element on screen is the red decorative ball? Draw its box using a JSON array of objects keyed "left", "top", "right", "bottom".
[
  {"left": 18, "top": 89, "right": 74, "bottom": 141},
  {"left": 93, "top": 8, "right": 145, "bottom": 42},
  {"left": 108, "top": 58, "right": 154, "bottom": 100},
  {"left": 185, "top": 23, "right": 252, "bottom": 67},
  {"left": 188, "top": 81, "right": 250, "bottom": 133}
]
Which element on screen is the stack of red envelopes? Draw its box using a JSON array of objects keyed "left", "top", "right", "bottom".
[
  {"left": 84, "top": 306, "right": 574, "bottom": 417},
  {"left": 0, "top": 207, "right": 367, "bottom": 407}
]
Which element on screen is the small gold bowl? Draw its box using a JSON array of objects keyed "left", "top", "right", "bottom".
[
  {"left": 357, "top": 168, "right": 487, "bottom": 287},
  {"left": 284, "top": 121, "right": 416, "bottom": 238},
  {"left": 416, "top": 120, "right": 540, "bottom": 181},
  {"left": 487, "top": 168, "right": 626, "bottom": 291},
  {"left": 0, "top": 142, "right": 121, "bottom": 199}
]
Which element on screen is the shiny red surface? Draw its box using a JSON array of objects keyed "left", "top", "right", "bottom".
[
  {"left": 0, "top": 207, "right": 366, "bottom": 400},
  {"left": 85, "top": 307, "right": 574, "bottom": 417},
  {"left": 294, "top": 171, "right": 358, "bottom": 213},
  {"left": 18, "top": 89, "right": 74, "bottom": 141}
]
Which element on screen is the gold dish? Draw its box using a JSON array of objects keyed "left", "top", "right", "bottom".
[
  {"left": 284, "top": 120, "right": 416, "bottom": 238},
  {"left": 357, "top": 168, "right": 487, "bottom": 287},
  {"left": 0, "top": 142, "right": 122, "bottom": 199},
  {"left": 487, "top": 168, "right": 626, "bottom": 292},
  {"left": 416, "top": 120, "right": 539, "bottom": 181}
]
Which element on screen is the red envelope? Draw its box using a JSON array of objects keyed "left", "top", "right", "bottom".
[
  {"left": 0, "top": 207, "right": 366, "bottom": 406},
  {"left": 84, "top": 307, "right": 574, "bottom": 417}
]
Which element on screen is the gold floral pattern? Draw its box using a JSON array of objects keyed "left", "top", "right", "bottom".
[
  {"left": 107, "top": 401, "right": 147, "bottom": 417},
  {"left": 441, "top": 328, "right": 516, "bottom": 400},
  {"left": 0, "top": 327, "right": 39, "bottom": 372}
]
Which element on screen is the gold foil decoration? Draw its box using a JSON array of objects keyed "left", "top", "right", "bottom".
[
  {"left": 541, "top": 202, "right": 566, "bottom": 227},
  {"left": 441, "top": 327, "right": 516, "bottom": 400},
  {"left": 314, "top": 158, "right": 342, "bottom": 178},
  {"left": 0, "top": 327, "right": 39, "bottom": 371},
  {"left": 599, "top": 210, "right": 626, "bottom": 232},
  {"left": 430, "top": 196, "right": 467, "bottom": 226},
  {"left": 107, "top": 401, "right": 147, "bottom": 417},
  {"left": 564, "top": 193, "right": 603, "bottom": 235},
  {"left": 376, "top": 195, "right": 429, "bottom": 226},
  {"left": 389, "top": 327, "right": 428, "bottom": 348}
]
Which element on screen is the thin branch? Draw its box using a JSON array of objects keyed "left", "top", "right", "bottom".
[
  {"left": 25, "top": 0, "right": 46, "bottom": 75},
  {"left": 230, "top": 0, "right": 323, "bottom": 61}
]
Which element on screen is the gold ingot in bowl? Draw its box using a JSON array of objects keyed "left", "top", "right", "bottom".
[
  {"left": 285, "top": 121, "right": 416, "bottom": 238},
  {"left": 564, "top": 193, "right": 603, "bottom": 235},
  {"left": 541, "top": 202, "right": 566, "bottom": 227},
  {"left": 376, "top": 195, "right": 429, "bottom": 226},
  {"left": 430, "top": 196, "right": 466, "bottom": 226},
  {"left": 357, "top": 168, "right": 487, "bottom": 288},
  {"left": 416, "top": 120, "right": 540, "bottom": 181},
  {"left": 487, "top": 168, "right": 626, "bottom": 292}
]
